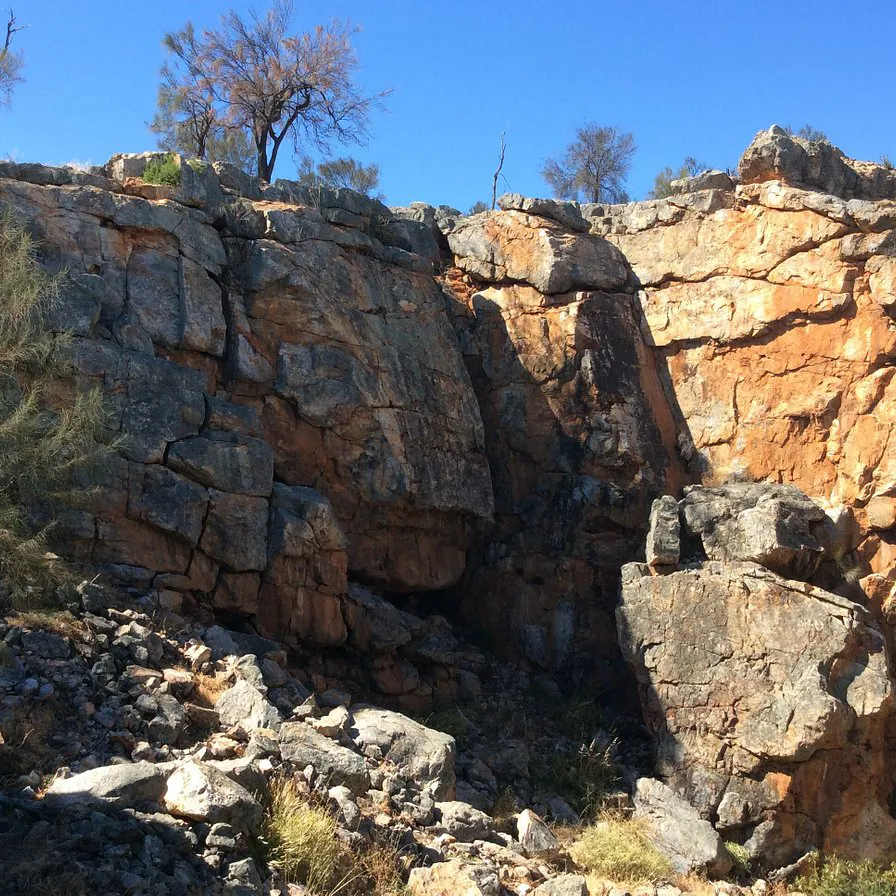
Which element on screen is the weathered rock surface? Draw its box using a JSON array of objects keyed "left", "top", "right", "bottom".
[
  {"left": 407, "top": 859, "right": 501, "bottom": 896},
  {"left": 350, "top": 706, "right": 456, "bottom": 799},
  {"left": 163, "top": 759, "right": 264, "bottom": 834},
  {"left": 739, "top": 125, "right": 896, "bottom": 200},
  {"left": 680, "top": 483, "right": 829, "bottom": 579},
  {"left": 46, "top": 761, "right": 166, "bottom": 808},
  {"left": 619, "top": 558, "right": 895, "bottom": 866},
  {"left": 278, "top": 721, "right": 370, "bottom": 794},
  {"left": 633, "top": 777, "right": 732, "bottom": 877}
]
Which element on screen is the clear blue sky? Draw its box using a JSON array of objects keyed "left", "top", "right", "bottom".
[{"left": 1, "top": 1, "right": 894, "bottom": 210}]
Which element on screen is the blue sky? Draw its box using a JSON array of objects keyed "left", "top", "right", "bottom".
[{"left": 1, "top": 1, "right": 894, "bottom": 210}]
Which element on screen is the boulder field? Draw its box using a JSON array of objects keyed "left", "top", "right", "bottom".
[{"left": 2, "top": 124, "right": 896, "bottom": 873}]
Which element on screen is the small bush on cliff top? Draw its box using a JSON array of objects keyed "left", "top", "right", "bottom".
[
  {"left": 142, "top": 153, "right": 181, "bottom": 186},
  {"left": 799, "top": 857, "right": 896, "bottom": 896},
  {"left": 0, "top": 207, "right": 109, "bottom": 609}
]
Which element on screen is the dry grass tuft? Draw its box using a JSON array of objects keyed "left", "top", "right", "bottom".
[
  {"left": 264, "top": 775, "right": 352, "bottom": 895},
  {"left": 359, "top": 843, "right": 407, "bottom": 896},
  {"left": 191, "top": 672, "right": 231, "bottom": 708},
  {"left": 9, "top": 609, "right": 86, "bottom": 641},
  {"left": 570, "top": 812, "right": 672, "bottom": 884}
]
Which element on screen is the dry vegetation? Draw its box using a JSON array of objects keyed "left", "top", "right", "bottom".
[
  {"left": 263, "top": 775, "right": 408, "bottom": 896},
  {"left": 190, "top": 671, "right": 232, "bottom": 708},
  {"left": 569, "top": 813, "right": 672, "bottom": 884}
]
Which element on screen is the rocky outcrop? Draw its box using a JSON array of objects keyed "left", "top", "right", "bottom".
[
  {"left": 3, "top": 127, "right": 896, "bottom": 722},
  {"left": 619, "top": 485, "right": 896, "bottom": 867},
  {"left": 0, "top": 155, "right": 494, "bottom": 662},
  {"left": 739, "top": 125, "right": 896, "bottom": 200}
]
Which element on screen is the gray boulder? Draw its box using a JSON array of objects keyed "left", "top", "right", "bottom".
[
  {"left": 407, "top": 860, "right": 500, "bottom": 896},
  {"left": 633, "top": 778, "right": 732, "bottom": 877},
  {"left": 680, "top": 482, "right": 827, "bottom": 579},
  {"left": 434, "top": 800, "right": 495, "bottom": 842},
  {"left": 619, "top": 559, "right": 896, "bottom": 867},
  {"left": 163, "top": 760, "right": 264, "bottom": 834},
  {"left": 46, "top": 761, "right": 166, "bottom": 808},
  {"left": 533, "top": 875, "right": 588, "bottom": 896},
  {"left": 350, "top": 706, "right": 456, "bottom": 799},
  {"left": 497, "top": 193, "right": 590, "bottom": 232},
  {"left": 645, "top": 495, "right": 680, "bottom": 567},
  {"left": 215, "top": 679, "right": 284, "bottom": 732},
  {"left": 517, "top": 809, "right": 560, "bottom": 859},
  {"left": 279, "top": 722, "right": 370, "bottom": 794}
]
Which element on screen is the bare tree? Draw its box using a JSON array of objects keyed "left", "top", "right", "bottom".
[
  {"left": 541, "top": 124, "right": 635, "bottom": 204},
  {"left": 785, "top": 124, "right": 829, "bottom": 143},
  {"left": 154, "top": 0, "right": 385, "bottom": 182},
  {"left": 490, "top": 132, "right": 506, "bottom": 210},
  {"left": 0, "top": 8, "right": 26, "bottom": 107}
]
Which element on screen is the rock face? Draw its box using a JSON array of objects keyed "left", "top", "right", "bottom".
[
  {"left": 4, "top": 130, "right": 896, "bottom": 773},
  {"left": 443, "top": 220, "right": 683, "bottom": 675},
  {"left": 0, "top": 156, "right": 492, "bottom": 657},
  {"left": 619, "top": 486, "right": 896, "bottom": 867}
]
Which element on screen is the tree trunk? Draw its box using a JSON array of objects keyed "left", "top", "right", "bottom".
[{"left": 257, "top": 149, "right": 272, "bottom": 183}]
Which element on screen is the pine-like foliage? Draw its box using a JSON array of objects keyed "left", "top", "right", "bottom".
[{"left": 0, "top": 207, "right": 111, "bottom": 608}]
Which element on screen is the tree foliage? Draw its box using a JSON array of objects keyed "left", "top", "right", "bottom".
[
  {"left": 0, "top": 9, "right": 26, "bottom": 107},
  {"left": 785, "top": 124, "right": 829, "bottom": 142},
  {"left": 648, "top": 156, "right": 706, "bottom": 200},
  {"left": 152, "top": 0, "right": 384, "bottom": 182},
  {"left": 541, "top": 124, "right": 636, "bottom": 204},
  {"left": 0, "top": 208, "right": 111, "bottom": 606},
  {"left": 297, "top": 155, "right": 382, "bottom": 198}
]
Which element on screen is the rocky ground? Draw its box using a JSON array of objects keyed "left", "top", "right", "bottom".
[{"left": 0, "top": 577, "right": 807, "bottom": 896}]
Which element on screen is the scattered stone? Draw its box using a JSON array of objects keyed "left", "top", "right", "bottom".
[
  {"left": 163, "top": 760, "right": 264, "bottom": 834},
  {"left": 215, "top": 679, "right": 283, "bottom": 732},
  {"left": 517, "top": 809, "right": 559, "bottom": 859}
]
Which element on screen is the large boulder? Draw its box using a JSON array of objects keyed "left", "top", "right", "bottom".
[
  {"left": 349, "top": 706, "right": 456, "bottom": 799},
  {"left": 407, "top": 860, "right": 500, "bottom": 896},
  {"left": 163, "top": 760, "right": 264, "bottom": 834},
  {"left": 46, "top": 761, "right": 166, "bottom": 808},
  {"left": 618, "top": 559, "right": 896, "bottom": 866},
  {"left": 680, "top": 483, "right": 829, "bottom": 580},
  {"left": 279, "top": 722, "right": 370, "bottom": 795},
  {"left": 448, "top": 208, "right": 628, "bottom": 294},
  {"left": 633, "top": 778, "right": 732, "bottom": 877}
]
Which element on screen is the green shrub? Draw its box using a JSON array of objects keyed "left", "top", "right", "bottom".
[
  {"left": 264, "top": 776, "right": 351, "bottom": 894},
  {"left": 142, "top": 153, "right": 181, "bottom": 186},
  {"left": 799, "top": 857, "right": 896, "bottom": 896},
  {"left": 570, "top": 813, "right": 672, "bottom": 883},
  {"left": 725, "top": 840, "right": 751, "bottom": 876},
  {"left": 0, "top": 208, "right": 110, "bottom": 608},
  {"left": 424, "top": 707, "right": 470, "bottom": 741}
]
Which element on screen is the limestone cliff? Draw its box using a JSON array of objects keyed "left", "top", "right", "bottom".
[{"left": 1, "top": 125, "right": 895, "bottom": 696}]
